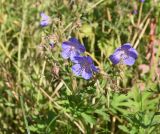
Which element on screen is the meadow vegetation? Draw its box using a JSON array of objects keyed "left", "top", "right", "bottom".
[{"left": 0, "top": 0, "right": 160, "bottom": 133}]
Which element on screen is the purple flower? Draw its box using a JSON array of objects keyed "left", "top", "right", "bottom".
[
  {"left": 40, "top": 12, "right": 51, "bottom": 27},
  {"left": 72, "top": 56, "right": 99, "bottom": 80},
  {"left": 109, "top": 43, "right": 138, "bottom": 66},
  {"left": 61, "top": 38, "right": 85, "bottom": 61},
  {"left": 140, "top": 0, "right": 145, "bottom": 2}
]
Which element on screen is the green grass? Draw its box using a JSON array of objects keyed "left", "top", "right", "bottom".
[{"left": 0, "top": 0, "right": 160, "bottom": 133}]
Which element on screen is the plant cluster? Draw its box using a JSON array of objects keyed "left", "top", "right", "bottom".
[{"left": 0, "top": 0, "right": 160, "bottom": 133}]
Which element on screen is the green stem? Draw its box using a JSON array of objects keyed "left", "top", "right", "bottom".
[
  {"left": 20, "top": 96, "right": 30, "bottom": 134},
  {"left": 138, "top": 2, "right": 143, "bottom": 26},
  {"left": 39, "top": 61, "right": 46, "bottom": 86},
  {"left": 17, "top": 0, "right": 28, "bottom": 83},
  {"left": 86, "top": 0, "right": 105, "bottom": 12},
  {"left": 131, "top": 2, "right": 143, "bottom": 46},
  {"left": 91, "top": 34, "right": 95, "bottom": 56},
  {"left": 131, "top": 8, "right": 152, "bottom": 46},
  {"left": 134, "top": 18, "right": 150, "bottom": 49}
]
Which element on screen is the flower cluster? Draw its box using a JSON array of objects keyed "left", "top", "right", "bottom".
[
  {"left": 61, "top": 38, "right": 98, "bottom": 80},
  {"left": 40, "top": 13, "right": 138, "bottom": 80}
]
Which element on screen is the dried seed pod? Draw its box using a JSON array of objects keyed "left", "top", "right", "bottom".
[{"left": 52, "top": 64, "right": 60, "bottom": 77}]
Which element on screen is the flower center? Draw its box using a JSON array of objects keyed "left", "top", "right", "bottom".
[
  {"left": 70, "top": 46, "right": 75, "bottom": 50},
  {"left": 81, "top": 61, "right": 90, "bottom": 71},
  {"left": 119, "top": 50, "right": 129, "bottom": 60}
]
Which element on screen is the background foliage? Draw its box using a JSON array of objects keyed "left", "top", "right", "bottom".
[{"left": 0, "top": 0, "right": 160, "bottom": 133}]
